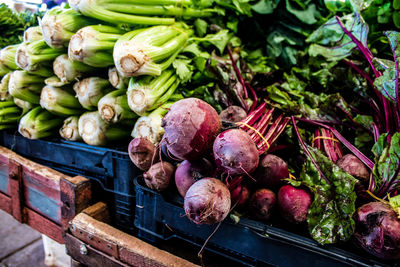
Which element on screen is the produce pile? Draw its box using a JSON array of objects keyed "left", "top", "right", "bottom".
[{"left": 0, "top": 0, "right": 399, "bottom": 262}]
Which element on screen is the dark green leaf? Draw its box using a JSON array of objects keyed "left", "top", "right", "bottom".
[
  {"left": 251, "top": 0, "right": 280, "bottom": 14},
  {"left": 285, "top": 0, "right": 321, "bottom": 25},
  {"left": 300, "top": 146, "right": 357, "bottom": 244}
]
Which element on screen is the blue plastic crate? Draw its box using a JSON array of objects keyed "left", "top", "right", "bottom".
[
  {"left": 0, "top": 130, "right": 140, "bottom": 233},
  {"left": 134, "top": 176, "right": 396, "bottom": 267}
]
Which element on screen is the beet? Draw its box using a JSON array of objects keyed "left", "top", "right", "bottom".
[
  {"left": 354, "top": 202, "right": 400, "bottom": 260},
  {"left": 213, "top": 129, "right": 259, "bottom": 175},
  {"left": 143, "top": 162, "right": 175, "bottom": 191},
  {"left": 175, "top": 159, "right": 214, "bottom": 197},
  {"left": 230, "top": 184, "right": 250, "bottom": 209},
  {"left": 278, "top": 185, "right": 312, "bottom": 224},
  {"left": 184, "top": 178, "right": 231, "bottom": 225},
  {"left": 219, "top": 105, "right": 247, "bottom": 123},
  {"left": 162, "top": 98, "right": 221, "bottom": 161},
  {"left": 337, "top": 154, "right": 369, "bottom": 183},
  {"left": 128, "top": 137, "right": 157, "bottom": 171},
  {"left": 249, "top": 189, "right": 276, "bottom": 221},
  {"left": 254, "top": 154, "right": 289, "bottom": 188}
]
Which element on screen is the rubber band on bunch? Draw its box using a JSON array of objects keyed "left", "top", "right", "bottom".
[
  {"left": 236, "top": 121, "right": 270, "bottom": 150},
  {"left": 312, "top": 136, "right": 339, "bottom": 143}
]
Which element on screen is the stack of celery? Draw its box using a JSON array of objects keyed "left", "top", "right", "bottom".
[{"left": 0, "top": 1, "right": 242, "bottom": 146}]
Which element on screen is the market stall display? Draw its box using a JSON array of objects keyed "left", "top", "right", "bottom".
[{"left": 0, "top": 0, "right": 399, "bottom": 265}]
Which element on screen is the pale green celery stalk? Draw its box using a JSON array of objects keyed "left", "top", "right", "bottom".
[
  {"left": 98, "top": 89, "right": 138, "bottom": 124},
  {"left": 108, "top": 67, "right": 128, "bottom": 89},
  {"left": 0, "top": 124, "right": 17, "bottom": 130},
  {"left": 0, "top": 100, "right": 22, "bottom": 123},
  {"left": 68, "top": 25, "right": 125, "bottom": 68},
  {"left": 16, "top": 40, "right": 63, "bottom": 72},
  {"left": 14, "top": 98, "right": 34, "bottom": 111},
  {"left": 53, "top": 54, "right": 95, "bottom": 83},
  {"left": 60, "top": 116, "right": 82, "bottom": 141},
  {"left": 104, "top": 4, "right": 217, "bottom": 18},
  {"left": 69, "top": 0, "right": 176, "bottom": 26},
  {"left": 41, "top": 7, "right": 97, "bottom": 48},
  {"left": 131, "top": 102, "right": 173, "bottom": 143},
  {"left": 45, "top": 76, "right": 70, "bottom": 87},
  {"left": 0, "top": 63, "right": 10, "bottom": 77},
  {"left": 0, "top": 73, "right": 11, "bottom": 101},
  {"left": 114, "top": 24, "right": 191, "bottom": 77},
  {"left": 78, "top": 111, "right": 130, "bottom": 146},
  {"left": 40, "top": 85, "right": 83, "bottom": 117},
  {"left": 73, "top": 77, "right": 113, "bottom": 110},
  {"left": 127, "top": 70, "right": 179, "bottom": 115},
  {"left": 9, "top": 71, "right": 45, "bottom": 104},
  {"left": 28, "top": 65, "right": 54, "bottom": 77},
  {"left": 0, "top": 44, "right": 20, "bottom": 70},
  {"left": 18, "top": 106, "right": 63, "bottom": 139},
  {"left": 23, "top": 26, "right": 43, "bottom": 42}
]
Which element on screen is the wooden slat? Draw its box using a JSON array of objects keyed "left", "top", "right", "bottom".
[
  {"left": 0, "top": 191, "right": 11, "bottom": 214},
  {"left": 82, "top": 202, "right": 110, "bottom": 223},
  {"left": 66, "top": 234, "right": 129, "bottom": 267},
  {"left": 70, "top": 213, "right": 199, "bottom": 267},
  {"left": 25, "top": 207, "right": 64, "bottom": 244}
]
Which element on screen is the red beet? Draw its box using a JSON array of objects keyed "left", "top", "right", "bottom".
[
  {"left": 184, "top": 178, "right": 231, "bottom": 225},
  {"left": 354, "top": 202, "right": 400, "bottom": 260},
  {"left": 278, "top": 185, "right": 312, "bottom": 224},
  {"left": 230, "top": 185, "right": 250, "bottom": 209},
  {"left": 337, "top": 154, "right": 369, "bottom": 183},
  {"left": 128, "top": 137, "right": 157, "bottom": 171},
  {"left": 162, "top": 98, "right": 221, "bottom": 160},
  {"left": 254, "top": 154, "right": 289, "bottom": 188},
  {"left": 219, "top": 105, "right": 247, "bottom": 122},
  {"left": 143, "top": 162, "right": 175, "bottom": 191},
  {"left": 213, "top": 129, "right": 259, "bottom": 175},
  {"left": 175, "top": 158, "right": 214, "bottom": 197},
  {"left": 249, "top": 189, "right": 276, "bottom": 221}
]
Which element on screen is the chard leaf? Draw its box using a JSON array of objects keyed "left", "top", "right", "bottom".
[
  {"left": 371, "top": 133, "right": 400, "bottom": 196},
  {"left": 251, "top": 0, "right": 280, "bottom": 14},
  {"left": 307, "top": 13, "right": 369, "bottom": 61},
  {"left": 285, "top": 0, "right": 321, "bottom": 25},
  {"left": 193, "top": 29, "right": 231, "bottom": 54},
  {"left": 194, "top": 19, "right": 208, "bottom": 37},
  {"left": 373, "top": 67, "right": 397, "bottom": 102},
  {"left": 300, "top": 146, "right": 357, "bottom": 244}
]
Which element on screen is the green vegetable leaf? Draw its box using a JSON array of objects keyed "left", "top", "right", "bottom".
[
  {"left": 285, "top": 0, "right": 321, "bottom": 25},
  {"left": 307, "top": 13, "right": 369, "bottom": 61},
  {"left": 371, "top": 133, "right": 400, "bottom": 196},
  {"left": 388, "top": 195, "right": 400, "bottom": 217},
  {"left": 373, "top": 67, "right": 397, "bottom": 102},
  {"left": 193, "top": 29, "right": 231, "bottom": 54},
  {"left": 194, "top": 19, "right": 208, "bottom": 37},
  {"left": 300, "top": 146, "right": 358, "bottom": 245},
  {"left": 251, "top": 0, "right": 280, "bottom": 14},
  {"left": 173, "top": 58, "right": 194, "bottom": 83}
]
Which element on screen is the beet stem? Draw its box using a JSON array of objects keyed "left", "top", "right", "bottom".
[{"left": 227, "top": 47, "right": 248, "bottom": 99}]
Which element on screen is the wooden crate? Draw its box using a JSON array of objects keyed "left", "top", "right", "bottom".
[
  {"left": 0, "top": 146, "right": 92, "bottom": 243},
  {"left": 66, "top": 202, "right": 199, "bottom": 267}
]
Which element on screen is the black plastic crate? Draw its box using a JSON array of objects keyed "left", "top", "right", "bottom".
[
  {"left": 134, "top": 176, "right": 397, "bottom": 267},
  {"left": 0, "top": 131, "right": 140, "bottom": 233}
]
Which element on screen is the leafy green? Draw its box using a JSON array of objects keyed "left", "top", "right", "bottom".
[
  {"left": 251, "top": 0, "right": 280, "bottom": 14},
  {"left": 299, "top": 146, "right": 358, "bottom": 245},
  {"left": 0, "top": 4, "right": 42, "bottom": 47},
  {"left": 371, "top": 133, "right": 400, "bottom": 196},
  {"left": 307, "top": 13, "right": 369, "bottom": 61},
  {"left": 388, "top": 195, "right": 400, "bottom": 217}
]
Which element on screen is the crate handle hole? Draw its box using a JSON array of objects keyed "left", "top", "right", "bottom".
[{"left": 64, "top": 201, "right": 71, "bottom": 210}]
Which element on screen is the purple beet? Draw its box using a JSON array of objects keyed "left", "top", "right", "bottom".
[
  {"left": 337, "top": 154, "right": 369, "bottom": 183},
  {"left": 278, "top": 185, "right": 312, "bottom": 224},
  {"left": 354, "top": 202, "right": 400, "bottom": 260},
  {"left": 128, "top": 137, "right": 158, "bottom": 171},
  {"left": 254, "top": 154, "right": 289, "bottom": 188},
  {"left": 249, "top": 189, "right": 276, "bottom": 221},
  {"left": 184, "top": 178, "right": 231, "bottom": 225},
  {"left": 143, "top": 162, "right": 175, "bottom": 191},
  {"left": 213, "top": 129, "right": 259, "bottom": 175},
  {"left": 162, "top": 98, "right": 221, "bottom": 161},
  {"left": 230, "top": 184, "right": 251, "bottom": 209},
  {"left": 219, "top": 105, "right": 247, "bottom": 123},
  {"left": 175, "top": 158, "right": 214, "bottom": 197}
]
